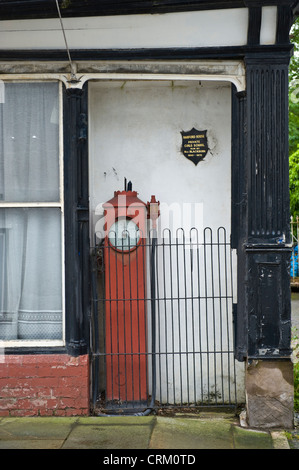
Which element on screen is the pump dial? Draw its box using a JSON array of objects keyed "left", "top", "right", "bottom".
[{"left": 108, "top": 218, "right": 141, "bottom": 251}]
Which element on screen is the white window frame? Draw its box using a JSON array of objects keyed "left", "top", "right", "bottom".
[{"left": 0, "top": 79, "right": 65, "bottom": 348}]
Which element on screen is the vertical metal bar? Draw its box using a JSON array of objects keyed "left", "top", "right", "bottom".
[
  {"left": 150, "top": 229, "right": 157, "bottom": 410},
  {"left": 176, "top": 229, "right": 183, "bottom": 406},
  {"left": 196, "top": 229, "right": 204, "bottom": 405},
  {"left": 135, "top": 231, "right": 141, "bottom": 406},
  {"left": 117, "top": 236, "right": 129, "bottom": 406},
  {"left": 203, "top": 228, "right": 210, "bottom": 404},
  {"left": 189, "top": 228, "right": 197, "bottom": 405},
  {"left": 167, "top": 229, "right": 176, "bottom": 405},
  {"left": 208, "top": 228, "right": 217, "bottom": 405},
  {"left": 182, "top": 229, "right": 190, "bottom": 405},
  {"left": 100, "top": 242, "right": 107, "bottom": 405},
  {"left": 217, "top": 227, "right": 225, "bottom": 404},
  {"left": 222, "top": 228, "right": 231, "bottom": 404},
  {"left": 154, "top": 235, "right": 162, "bottom": 405},
  {"left": 140, "top": 232, "right": 146, "bottom": 406},
  {"left": 143, "top": 235, "right": 149, "bottom": 408},
  {"left": 128, "top": 235, "right": 135, "bottom": 406},
  {"left": 141, "top": 235, "right": 146, "bottom": 408},
  {"left": 121, "top": 234, "right": 128, "bottom": 407},
  {"left": 107, "top": 238, "right": 114, "bottom": 405},
  {"left": 114, "top": 235, "right": 121, "bottom": 407},
  {"left": 162, "top": 233, "right": 169, "bottom": 405},
  {"left": 90, "top": 243, "right": 99, "bottom": 410}
]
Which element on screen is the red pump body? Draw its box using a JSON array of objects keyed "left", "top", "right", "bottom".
[{"left": 103, "top": 189, "right": 159, "bottom": 404}]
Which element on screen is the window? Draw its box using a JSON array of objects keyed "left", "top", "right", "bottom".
[{"left": 0, "top": 82, "right": 64, "bottom": 344}]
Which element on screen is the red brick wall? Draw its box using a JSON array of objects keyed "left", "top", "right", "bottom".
[{"left": 0, "top": 354, "right": 90, "bottom": 416}]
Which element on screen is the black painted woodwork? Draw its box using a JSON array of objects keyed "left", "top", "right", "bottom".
[
  {"left": 0, "top": 44, "right": 294, "bottom": 63},
  {"left": 63, "top": 84, "right": 90, "bottom": 357},
  {"left": 246, "top": 247, "right": 292, "bottom": 358},
  {"left": 247, "top": 6, "right": 262, "bottom": 46},
  {"left": 232, "top": 51, "right": 293, "bottom": 360},
  {"left": 0, "top": 0, "right": 297, "bottom": 20},
  {"left": 246, "top": 56, "right": 290, "bottom": 246},
  {"left": 231, "top": 87, "right": 248, "bottom": 361}
]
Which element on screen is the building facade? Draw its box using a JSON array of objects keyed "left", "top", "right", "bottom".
[{"left": 0, "top": 0, "right": 298, "bottom": 427}]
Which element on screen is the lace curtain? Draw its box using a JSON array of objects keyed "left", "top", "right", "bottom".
[{"left": 0, "top": 82, "right": 63, "bottom": 340}]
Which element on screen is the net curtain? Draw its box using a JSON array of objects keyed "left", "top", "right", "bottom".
[{"left": 0, "top": 82, "right": 63, "bottom": 340}]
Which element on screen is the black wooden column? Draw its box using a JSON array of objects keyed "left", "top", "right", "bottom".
[
  {"left": 234, "top": 51, "right": 293, "bottom": 360},
  {"left": 63, "top": 84, "right": 90, "bottom": 357},
  {"left": 231, "top": 87, "right": 248, "bottom": 361}
]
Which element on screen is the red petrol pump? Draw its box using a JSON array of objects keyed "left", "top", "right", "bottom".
[{"left": 103, "top": 183, "right": 159, "bottom": 406}]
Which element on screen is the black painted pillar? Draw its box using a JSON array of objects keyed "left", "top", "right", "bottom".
[
  {"left": 244, "top": 53, "right": 292, "bottom": 360},
  {"left": 231, "top": 87, "right": 248, "bottom": 362},
  {"left": 233, "top": 51, "right": 294, "bottom": 428},
  {"left": 63, "top": 84, "right": 90, "bottom": 357}
]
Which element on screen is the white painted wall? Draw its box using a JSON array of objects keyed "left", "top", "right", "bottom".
[
  {"left": 260, "top": 6, "right": 278, "bottom": 45},
  {"left": 89, "top": 79, "right": 245, "bottom": 404},
  {"left": 0, "top": 8, "right": 251, "bottom": 50},
  {"left": 89, "top": 80, "right": 232, "bottom": 236}
]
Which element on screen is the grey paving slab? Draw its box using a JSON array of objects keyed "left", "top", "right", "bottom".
[
  {"left": 62, "top": 416, "right": 156, "bottom": 449},
  {"left": 233, "top": 426, "right": 273, "bottom": 449},
  {"left": 0, "top": 439, "right": 65, "bottom": 449},
  {"left": 0, "top": 417, "right": 76, "bottom": 441},
  {"left": 149, "top": 416, "right": 235, "bottom": 449}
]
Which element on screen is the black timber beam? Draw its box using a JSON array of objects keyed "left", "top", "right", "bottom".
[
  {"left": 0, "top": 44, "right": 294, "bottom": 62},
  {"left": 0, "top": 0, "right": 298, "bottom": 20}
]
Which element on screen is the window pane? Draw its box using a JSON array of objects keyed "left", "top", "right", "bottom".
[
  {"left": 0, "top": 208, "right": 63, "bottom": 340},
  {"left": 0, "top": 82, "right": 60, "bottom": 202}
]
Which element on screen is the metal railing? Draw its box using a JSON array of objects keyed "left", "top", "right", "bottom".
[{"left": 90, "top": 227, "right": 238, "bottom": 415}]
